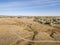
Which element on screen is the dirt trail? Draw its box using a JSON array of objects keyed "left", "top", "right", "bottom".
[{"left": 0, "top": 17, "right": 60, "bottom": 45}]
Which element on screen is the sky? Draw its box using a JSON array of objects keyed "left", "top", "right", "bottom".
[{"left": 0, "top": 0, "right": 60, "bottom": 16}]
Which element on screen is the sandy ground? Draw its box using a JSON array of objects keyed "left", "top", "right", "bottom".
[{"left": 0, "top": 17, "right": 60, "bottom": 45}]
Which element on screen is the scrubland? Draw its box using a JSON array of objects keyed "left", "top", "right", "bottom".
[{"left": 0, "top": 16, "right": 60, "bottom": 45}]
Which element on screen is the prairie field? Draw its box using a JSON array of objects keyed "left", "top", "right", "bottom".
[{"left": 0, "top": 16, "right": 60, "bottom": 45}]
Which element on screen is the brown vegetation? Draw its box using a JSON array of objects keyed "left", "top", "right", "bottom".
[{"left": 0, "top": 16, "right": 60, "bottom": 45}]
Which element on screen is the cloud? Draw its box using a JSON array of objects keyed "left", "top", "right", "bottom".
[
  {"left": 0, "top": 0, "right": 60, "bottom": 7},
  {"left": 0, "top": 0, "right": 60, "bottom": 11}
]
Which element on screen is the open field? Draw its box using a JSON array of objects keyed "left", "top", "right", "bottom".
[{"left": 0, "top": 16, "right": 60, "bottom": 45}]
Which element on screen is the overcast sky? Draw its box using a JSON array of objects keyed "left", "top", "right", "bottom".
[{"left": 0, "top": 0, "right": 60, "bottom": 16}]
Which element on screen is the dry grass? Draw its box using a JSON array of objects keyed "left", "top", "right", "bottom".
[{"left": 0, "top": 16, "right": 60, "bottom": 45}]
